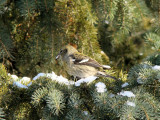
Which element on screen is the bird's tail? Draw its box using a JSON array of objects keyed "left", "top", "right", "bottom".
[{"left": 97, "top": 71, "right": 118, "bottom": 80}]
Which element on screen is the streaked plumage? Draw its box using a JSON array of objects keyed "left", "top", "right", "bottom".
[{"left": 56, "top": 44, "right": 117, "bottom": 80}]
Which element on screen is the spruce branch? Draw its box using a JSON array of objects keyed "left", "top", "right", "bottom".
[
  {"left": 31, "top": 87, "right": 48, "bottom": 106},
  {"left": 0, "top": 108, "right": 5, "bottom": 120},
  {"left": 0, "top": 38, "right": 11, "bottom": 59},
  {"left": 46, "top": 89, "right": 65, "bottom": 115}
]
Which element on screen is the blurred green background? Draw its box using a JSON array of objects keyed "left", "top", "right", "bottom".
[{"left": 0, "top": 0, "right": 159, "bottom": 78}]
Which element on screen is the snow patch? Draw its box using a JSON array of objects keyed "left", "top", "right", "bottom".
[
  {"left": 75, "top": 76, "right": 97, "bottom": 86},
  {"left": 9, "top": 74, "right": 19, "bottom": 81},
  {"left": 109, "top": 93, "right": 115, "bottom": 98},
  {"left": 118, "top": 91, "right": 135, "bottom": 97},
  {"left": 27, "top": 82, "right": 32, "bottom": 87},
  {"left": 11, "top": 71, "right": 97, "bottom": 88},
  {"left": 33, "top": 72, "right": 77, "bottom": 86},
  {"left": 42, "top": 72, "right": 74, "bottom": 85},
  {"left": 83, "top": 111, "right": 88, "bottom": 115},
  {"left": 33, "top": 72, "right": 97, "bottom": 86},
  {"left": 20, "top": 77, "right": 31, "bottom": 84},
  {"left": 33, "top": 73, "right": 46, "bottom": 80},
  {"left": 13, "top": 81, "right": 28, "bottom": 89},
  {"left": 121, "top": 82, "right": 129, "bottom": 88},
  {"left": 95, "top": 82, "right": 107, "bottom": 93},
  {"left": 9, "top": 74, "right": 31, "bottom": 88},
  {"left": 126, "top": 101, "right": 136, "bottom": 107},
  {"left": 152, "top": 65, "right": 160, "bottom": 70}
]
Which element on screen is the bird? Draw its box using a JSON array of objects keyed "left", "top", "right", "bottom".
[{"left": 56, "top": 44, "right": 117, "bottom": 80}]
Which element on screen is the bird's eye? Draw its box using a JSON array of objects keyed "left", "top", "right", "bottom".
[
  {"left": 60, "top": 49, "right": 67, "bottom": 54},
  {"left": 63, "top": 49, "right": 68, "bottom": 53},
  {"left": 60, "top": 50, "right": 63, "bottom": 53}
]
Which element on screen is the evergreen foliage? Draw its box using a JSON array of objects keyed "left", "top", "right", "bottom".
[
  {"left": 0, "top": 108, "right": 5, "bottom": 120},
  {"left": 1, "top": 0, "right": 159, "bottom": 75},
  {"left": 0, "top": 0, "right": 160, "bottom": 119},
  {"left": 1, "top": 57, "right": 160, "bottom": 119}
]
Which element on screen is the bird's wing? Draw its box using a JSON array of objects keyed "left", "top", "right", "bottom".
[{"left": 69, "top": 53, "right": 102, "bottom": 68}]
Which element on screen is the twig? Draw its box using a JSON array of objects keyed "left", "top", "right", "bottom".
[{"left": 0, "top": 37, "right": 11, "bottom": 58}]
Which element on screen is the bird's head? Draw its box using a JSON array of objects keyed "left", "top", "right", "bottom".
[{"left": 56, "top": 44, "right": 78, "bottom": 60}]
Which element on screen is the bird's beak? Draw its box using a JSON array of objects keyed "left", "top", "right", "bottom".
[{"left": 55, "top": 53, "right": 61, "bottom": 60}]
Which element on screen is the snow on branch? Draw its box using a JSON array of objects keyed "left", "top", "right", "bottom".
[
  {"left": 8, "top": 74, "right": 30, "bottom": 89},
  {"left": 75, "top": 76, "right": 97, "bottom": 86},
  {"left": 95, "top": 82, "right": 107, "bottom": 93},
  {"left": 13, "top": 81, "right": 28, "bottom": 89},
  {"left": 126, "top": 101, "right": 136, "bottom": 107},
  {"left": 9, "top": 71, "right": 99, "bottom": 88},
  {"left": 121, "top": 82, "right": 129, "bottom": 88},
  {"left": 33, "top": 72, "right": 98, "bottom": 86},
  {"left": 118, "top": 91, "right": 135, "bottom": 97},
  {"left": 152, "top": 65, "right": 160, "bottom": 70}
]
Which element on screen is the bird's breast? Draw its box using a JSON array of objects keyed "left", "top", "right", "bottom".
[{"left": 66, "top": 63, "right": 98, "bottom": 78}]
